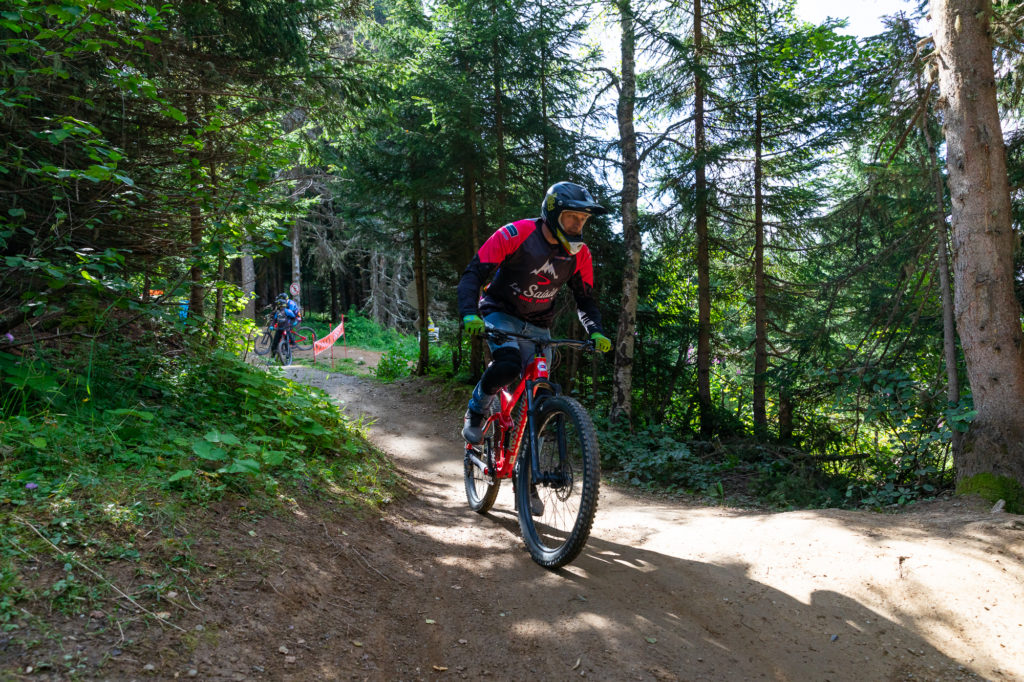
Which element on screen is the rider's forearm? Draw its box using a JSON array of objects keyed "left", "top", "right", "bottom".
[
  {"left": 456, "top": 257, "right": 495, "bottom": 318},
  {"left": 568, "top": 274, "right": 603, "bottom": 336},
  {"left": 573, "top": 295, "right": 604, "bottom": 336}
]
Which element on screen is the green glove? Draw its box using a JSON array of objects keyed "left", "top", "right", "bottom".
[
  {"left": 590, "top": 332, "right": 611, "bottom": 353},
  {"left": 463, "top": 314, "right": 485, "bottom": 335}
]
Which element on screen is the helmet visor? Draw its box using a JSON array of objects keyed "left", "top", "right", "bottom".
[{"left": 562, "top": 198, "right": 609, "bottom": 216}]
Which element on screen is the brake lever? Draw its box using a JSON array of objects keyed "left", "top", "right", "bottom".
[{"left": 485, "top": 329, "right": 512, "bottom": 344}]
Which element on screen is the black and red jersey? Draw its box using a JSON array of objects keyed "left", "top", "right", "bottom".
[{"left": 457, "top": 219, "right": 603, "bottom": 334}]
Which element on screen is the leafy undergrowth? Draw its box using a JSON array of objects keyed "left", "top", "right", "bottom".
[
  {"left": 595, "top": 418, "right": 955, "bottom": 511},
  {"left": 0, "top": 311, "right": 400, "bottom": 677},
  {"left": 422, "top": 366, "right": 955, "bottom": 512}
]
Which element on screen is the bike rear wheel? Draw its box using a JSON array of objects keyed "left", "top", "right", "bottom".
[
  {"left": 253, "top": 331, "right": 273, "bottom": 356},
  {"left": 293, "top": 326, "right": 316, "bottom": 351},
  {"left": 516, "top": 396, "right": 600, "bottom": 568},
  {"left": 276, "top": 336, "right": 293, "bottom": 365},
  {"left": 464, "top": 430, "right": 500, "bottom": 513}
]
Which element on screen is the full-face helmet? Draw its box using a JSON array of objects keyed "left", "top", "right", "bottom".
[{"left": 540, "top": 182, "right": 608, "bottom": 255}]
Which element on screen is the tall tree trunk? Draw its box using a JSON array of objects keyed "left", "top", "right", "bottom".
[
  {"left": 330, "top": 270, "right": 339, "bottom": 325},
  {"left": 412, "top": 205, "right": 429, "bottom": 376},
  {"left": 187, "top": 202, "right": 203, "bottom": 319},
  {"left": 565, "top": 315, "right": 582, "bottom": 396},
  {"left": 694, "top": 0, "right": 714, "bottom": 439},
  {"left": 922, "top": 118, "right": 962, "bottom": 442},
  {"left": 491, "top": 2, "right": 508, "bottom": 215},
  {"left": 368, "top": 253, "right": 381, "bottom": 324},
  {"left": 212, "top": 250, "right": 225, "bottom": 345},
  {"left": 209, "top": 158, "right": 224, "bottom": 342},
  {"left": 465, "top": 165, "right": 484, "bottom": 381},
  {"left": 778, "top": 389, "right": 794, "bottom": 444},
  {"left": 657, "top": 341, "right": 689, "bottom": 423},
  {"left": 933, "top": 0, "right": 1024, "bottom": 485},
  {"left": 753, "top": 95, "right": 768, "bottom": 439},
  {"left": 610, "top": 0, "right": 641, "bottom": 425},
  {"left": 186, "top": 95, "right": 204, "bottom": 320},
  {"left": 539, "top": 4, "right": 550, "bottom": 189},
  {"left": 291, "top": 222, "right": 302, "bottom": 308},
  {"left": 241, "top": 240, "right": 256, "bottom": 321}
]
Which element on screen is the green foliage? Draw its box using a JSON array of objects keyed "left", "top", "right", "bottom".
[
  {"left": 596, "top": 402, "right": 953, "bottom": 510},
  {"left": 372, "top": 351, "right": 410, "bottom": 382},
  {"left": 0, "top": 548, "right": 21, "bottom": 632},
  {"left": 752, "top": 461, "right": 849, "bottom": 509},
  {"left": 0, "top": 324, "right": 393, "bottom": 501},
  {"left": 597, "top": 420, "right": 734, "bottom": 498},
  {"left": 844, "top": 460, "right": 939, "bottom": 509},
  {"left": 0, "top": 303, "right": 399, "bottom": 653},
  {"left": 957, "top": 473, "right": 1024, "bottom": 514},
  {"left": 341, "top": 310, "right": 408, "bottom": 351},
  {"left": 1, "top": 0, "right": 367, "bottom": 371}
]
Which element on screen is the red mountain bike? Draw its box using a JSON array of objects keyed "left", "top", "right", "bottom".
[
  {"left": 464, "top": 329, "right": 600, "bottom": 568},
  {"left": 253, "top": 310, "right": 316, "bottom": 365}
]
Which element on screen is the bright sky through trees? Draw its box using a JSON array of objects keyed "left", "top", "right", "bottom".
[{"left": 794, "top": 0, "right": 922, "bottom": 36}]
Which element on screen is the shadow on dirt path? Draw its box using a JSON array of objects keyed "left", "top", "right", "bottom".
[
  {"left": 15, "top": 359, "right": 1020, "bottom": 681},
  {"left": 256, "top": 364, "right": 1022, "bottom": 681}
]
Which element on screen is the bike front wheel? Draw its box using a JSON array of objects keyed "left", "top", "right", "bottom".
[
  {"left": 516, "top": 396, "right": 600, "bottom": 568},
  {"left": 253, "top": 331, "right": 273, "bottom": 356},
  {"left": 276, "top": 337, "right": 293, "bottom": 365},
  {"left": 293, "top": 326, "right": 316, "bottom": 351}
]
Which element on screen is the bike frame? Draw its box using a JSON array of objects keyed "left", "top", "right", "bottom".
[
  {"left": 465, "top": 335, "right": 573, "bottom": 486},
  {"left": 269, "top": 316, "right": 300, "bottom": 340}
]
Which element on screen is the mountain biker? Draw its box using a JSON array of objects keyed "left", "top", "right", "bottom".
[
  {"left": 457, "top": 180, "right": 613, "bottom": 460},
  {"left": 271, "top": 293, "right": 300, "bottom": 350}
]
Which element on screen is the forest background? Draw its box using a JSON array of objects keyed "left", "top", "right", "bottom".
[{"left": 4, "top": 0, "right": 1024, "bottom": 515}]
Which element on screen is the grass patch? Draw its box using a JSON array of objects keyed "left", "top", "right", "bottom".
[{"left": 0, "top": 306, "right": 400, "bottom": 674}]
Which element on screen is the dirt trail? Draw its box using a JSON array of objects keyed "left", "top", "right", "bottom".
[
  {"left": 270, "top": 365, "right": 1023, "bottom": 681},
  {"left": 55, "top": 360, "right": 1021, "bottom": 681}
]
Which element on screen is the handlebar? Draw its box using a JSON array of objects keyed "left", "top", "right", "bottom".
[{"left": 482, "top": 328, "right": 595, "bottom": 352}]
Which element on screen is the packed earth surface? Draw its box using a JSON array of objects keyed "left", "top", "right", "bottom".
[{"left": 7, "top": 351, "right": 1024, "bottom": 681}]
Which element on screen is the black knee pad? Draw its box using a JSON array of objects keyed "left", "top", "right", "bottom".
[{"left": 481, "top": 346, "right": 522, "bottom": 394}]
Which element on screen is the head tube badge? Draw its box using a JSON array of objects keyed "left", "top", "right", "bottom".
[{"left": 536, "top": 359, "right": 548, "bottom": 373}]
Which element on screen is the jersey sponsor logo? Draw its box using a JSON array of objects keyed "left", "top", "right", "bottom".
[
  {"left": 530, "top": 259, "right": 558, "bottom": 286},
  {"left": 500, "top": 223, "right": 518, "bottom": 239},
  {"left": 520, "top": 285, "right": 559, "bottom": 301}
]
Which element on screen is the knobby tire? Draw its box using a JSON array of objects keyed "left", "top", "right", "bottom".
[
  {"left": 253, "top": 331, "right": 273, "bottom": 356},
  {"left": 516, "top": 395, "right": 600, "bottom": 568},
  {"left": 276, "top": 337, "right": 292, "bottom": 366},
  {"left": 464, "top": 413, "right": 502, "bottom": 512}
]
